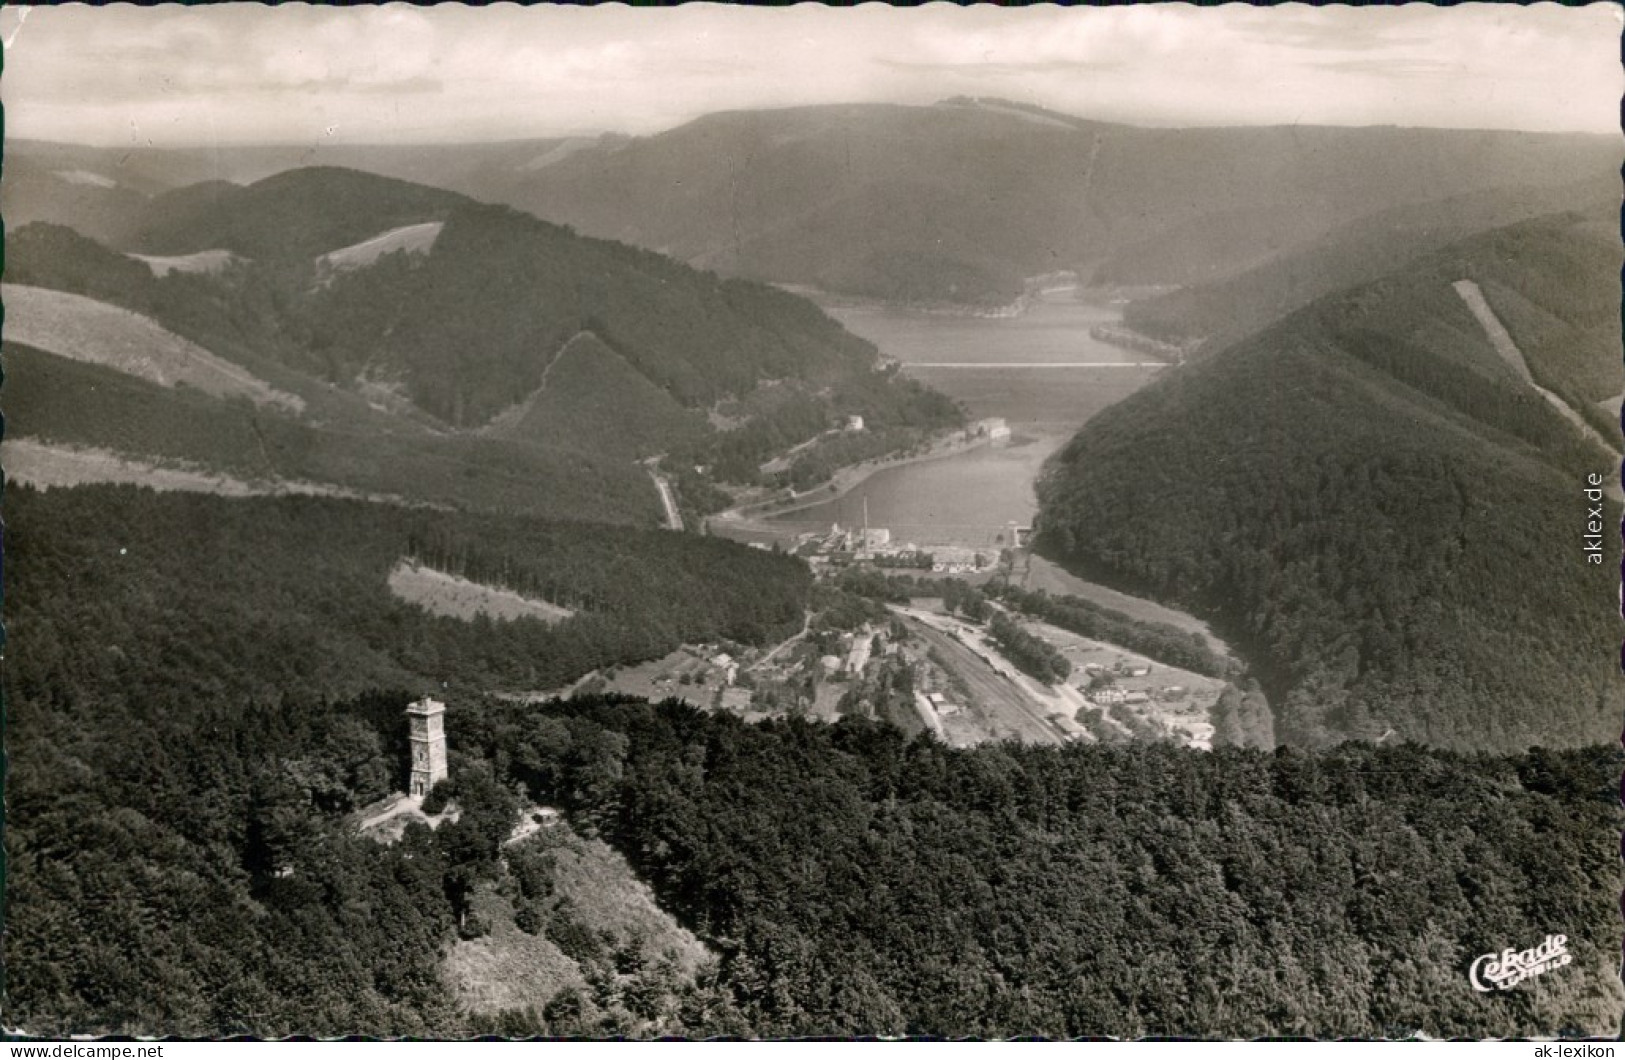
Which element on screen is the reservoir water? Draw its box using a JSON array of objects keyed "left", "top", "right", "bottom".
[{"left": 769, "top": 292, "right": 1164, "bottom": 547}]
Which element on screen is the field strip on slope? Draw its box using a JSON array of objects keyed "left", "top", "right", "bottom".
[
  {"left": 644, "top": 465, "right": 684, "bottom": 531},
  {"left": 317, "top": 221, "right": 444, "bottom": 271},
  {"left": 3, "top": 438, "right": 442, "bottom": 508},
  {"left": 1452, "top": 278, "right": 1621, "bottom": 456},
  {"left": 129, "top": 249, "right": 241, "bottom": 277},
  {"left": 387, "top": 559, "right": 576, "bottom": 624},
  {"left": 2, "top": 283, "right": 305, "bottom": 413}
]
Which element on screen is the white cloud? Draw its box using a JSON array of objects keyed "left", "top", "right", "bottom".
[{"left": 3, "top": 2, "right": 1618, "bottom": 146}]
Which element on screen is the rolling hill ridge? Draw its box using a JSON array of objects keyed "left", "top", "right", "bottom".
[
  {"left": 1120, "top": 177, "right": 1621, "bottom": 359},
  {"left": 4, "top": 166, "right": 961, "bottom": 516},
  {"left": 1035, "top": 209, "right": 1622, "bottom": 753},
  {"left": 472, "top": 101, "right": 1622, "bottom": 305},
  {"left": 11, "top": 105, "right": 1617, "bottom": 308}
]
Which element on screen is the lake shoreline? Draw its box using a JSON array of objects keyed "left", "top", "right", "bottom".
[
  {"left": 710, "top": 292, "right": 1159, "bottom": 546},
  {"left": 707, "top": 427, "right": 994, "bottom": 539}
]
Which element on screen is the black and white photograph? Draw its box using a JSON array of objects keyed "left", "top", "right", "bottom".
[{"left": 1, "top": 0, "right": 1622, "bottom": 1041}]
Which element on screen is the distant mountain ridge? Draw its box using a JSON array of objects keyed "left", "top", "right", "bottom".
[
  {"left": 1121, "top": 177, "right": 1621, "bottom": 356},
  {"left": 449, "top": 103, "right": 1622, "bottom": 304},
  {"left": 9, "top": 105, "right": 1617, "bottom": 306}
]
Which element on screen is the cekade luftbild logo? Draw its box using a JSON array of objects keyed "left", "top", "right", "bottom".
[{"left": 1469, "top": 934, "right": 1571, "bottom": 991}]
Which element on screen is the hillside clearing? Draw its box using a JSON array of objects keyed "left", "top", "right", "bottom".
[
  {"left": 444, "top": 821, "right": 711, "bottom": 1018},
  {"left": 53, "top": 168, "right": 116, "bottom": 188},
  {"left": 1453, "top": 278, "right": 1622, "bottom": 458},
  {"left": 4, "top": 438, "right": 423, "bottom": 506},
  {"left": 480, "top": 331, "right": 707, "bottom": 459},
  {"left": 353, "top": 793, "right": 460, "bottom": 844},
  {"left": 1020, "top": 555, "right": 1235, "bottom": 656},
  {"left": 317, "top": 221, "right": 443, "bottom": 271},
  {"left": 388, "top": 559, "right": 575, "bottom": 623},
  {"left": 521, "top": 138, "right": 599, "bottom": 171},
  {"left": 129, "top": 249, "right": 242, "bottom": 276},
  {"left": 2, "top": 283, "right": 304, "bottom": 412}
]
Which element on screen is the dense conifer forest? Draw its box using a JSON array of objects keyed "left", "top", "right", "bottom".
[
  {"left": 1035, "top": 213, "right": 1621, "bottom": 753},
  {"left": 6, "top": 485, "right": 1621, "bottom": 1037},
  {"left": 5, "top": 485, "right": 809, "bottom": 703}
]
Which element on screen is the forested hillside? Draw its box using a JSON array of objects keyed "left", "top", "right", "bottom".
[
  {"left": 6, "top": 485, "right": 809, "bottom": 702},
  {"left": 292, "top": 198, "right": 893, "bottom": 429},
  {"left": 0, "top": 484, "right": 805, "bottom": 1034},
  {"left": 10, "top": 494, "right": 1620, "bottom": 1039},
  {"left": 1036, "top": 212, "right": 1621, "bottom": 752},
  {"left": 1122, "top": 180, "right": 1618, "bottom": 356},
  {"left": 547, "top": 700, "right": 1622, "bottom": 1038},
  {"left": 479, "top": 101, "right": 1619, "bottom": 306},
  {"left": 1, "top": 152, "right": 155, "bottom": 248},
  {"left": 18, "top": 670, "right": 1617, "bottom": 1036},
  {"left": 128, "top": 167, "right": 469, "bottom": 261},
  {"left": 4, "top": 342, "right": 663, "bottom": 523},
  {"left": 6, "top": 166, "right": 961, "bottom": 485},
  {"left": 0, "top": 136, "right": 587, "bottom": 246}
]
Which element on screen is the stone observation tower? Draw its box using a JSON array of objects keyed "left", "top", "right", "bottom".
[{"left": 406, "top": 697, "right": 448, "bottom": 798}]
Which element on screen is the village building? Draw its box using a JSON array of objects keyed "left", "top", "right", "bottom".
[
  {"left": 977, "top": 416, "right": 1011, "bottom": 444},
  {"left": 711, "top": 652, "right": 739, "bottom": 685},
  {"left": 860, "top": 527, "right": 891, "bottom": 551}
]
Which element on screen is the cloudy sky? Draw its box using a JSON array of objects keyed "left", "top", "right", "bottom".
[{"left": 4, "top": 3, "right": 1619, "bottom": 146}]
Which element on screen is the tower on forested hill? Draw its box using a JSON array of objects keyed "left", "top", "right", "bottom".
[{"left": 406, "top": 697, "right": 448, "bottom": 798}]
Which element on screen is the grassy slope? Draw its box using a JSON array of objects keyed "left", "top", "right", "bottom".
[
  {"left": 3, "top": 344, "right": 661, "bottom": 524},
  {"left": 2, "top": 283, "right": 303, "bottom": 411},
  {"left": 388, "top": 561, "right": 575, "bottom": 624},
  {"left": 447, "top": 823, "right": 711, "bottom": 1018}
]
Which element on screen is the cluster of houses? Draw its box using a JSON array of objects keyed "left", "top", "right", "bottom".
[
  {"left": 795, "top": 524, "right": 1000, "bottom": 575},
  {"left": 1079, "top": 659, "right": 1191, "bottom": 707},
  {"left": 1088, "top": 686, "right": 1151, "bottom": 707},
  {"left": 818, "top": 627, "right": 896, "bottom": 678}
]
